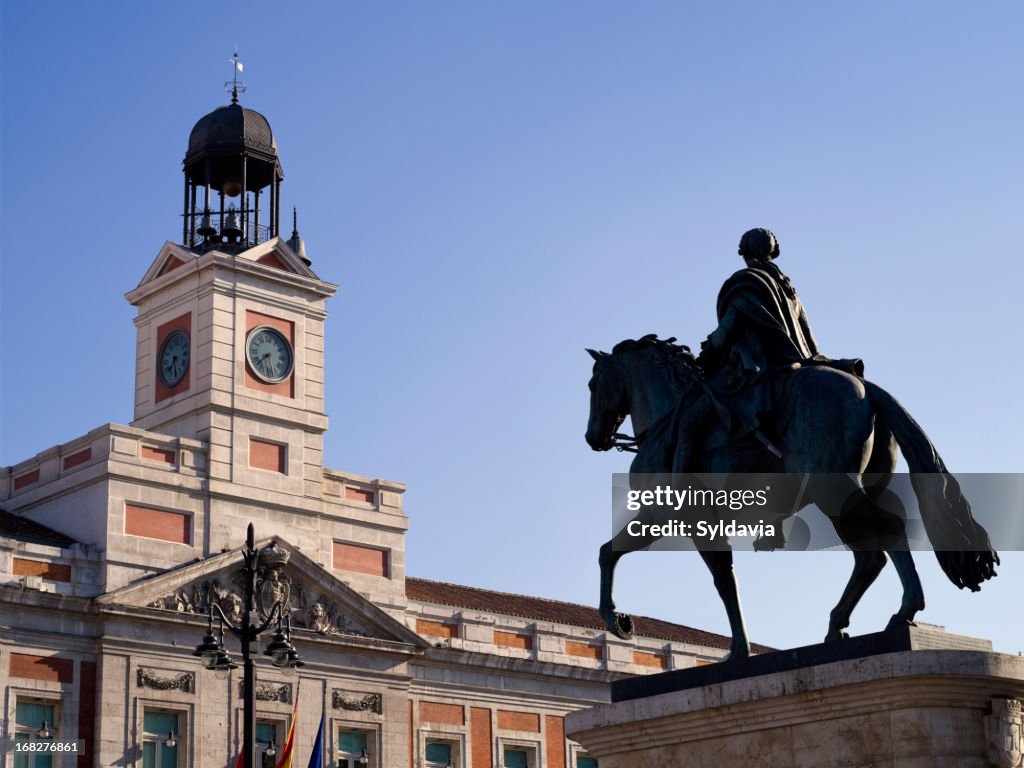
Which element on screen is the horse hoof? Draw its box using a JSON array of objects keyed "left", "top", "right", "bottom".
[
  {"left": 614, "top": 613, "right": 634, "bottom": 640},
  {"left": 825, "top": 630, "right": 849, "bottom": 643},
  {"left": 884, "top": 615, "right": 916, "bottom": 632},
  {"left": 722, "top": 649, "right": 750, "bottom": 663}
]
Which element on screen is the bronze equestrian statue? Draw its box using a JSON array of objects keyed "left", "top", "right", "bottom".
[{"left": 585, "top": 228, "right": 998, "bottom": 661}]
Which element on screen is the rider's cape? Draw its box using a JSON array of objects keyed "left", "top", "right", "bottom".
[
  {"left": 716, "top": 262, "right": 819, "bottom": 367},
  {"left": 710, "top": 263, "right": 826, "bottom": 434}
]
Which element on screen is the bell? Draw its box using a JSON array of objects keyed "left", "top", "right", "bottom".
[
  {"left": 223, "top": 179, "right": 242, "bottom": 198},
  {"left": 222, "top": 208, "right": 242, "bottom": 239},
  {"left": 287, "top": 232, "right": 309, "bottom": 265},
  {"left": 197, "top": 213, "right": 217, "bottom": 238}
]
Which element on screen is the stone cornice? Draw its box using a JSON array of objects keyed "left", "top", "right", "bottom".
[
  {"left": 416, "top": 645, "right": 629, "bottom": 686},
  {"left": 126, "top": 243, "right": 337, "bottom": 308},
  {"left": 566, "top": 649, "right": 1024, "bottom": 755}
]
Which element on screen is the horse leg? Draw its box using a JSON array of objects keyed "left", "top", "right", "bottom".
[
  {"left": 862, "top": 418, "right": 925, "bottom": 630},
  {"left": 825, "top": 550, "right": 887, "bottom": 642},
  {"left": 884, "top": 550, "right": 925, "bottom": 630},
  {"left": 698, "top": 548, "right": 750, "bottom": 661},
  {"left": 808, "top": 472, "right": 924, "bottom": 638},
  {"left": 824, "top": 414, "right": 898, "bottom": 641},
  {"left": 598, "top": 541, "right": 635, "bottom": 639}
]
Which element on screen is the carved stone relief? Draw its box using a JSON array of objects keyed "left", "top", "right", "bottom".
[
  {"left": 987, "top": 698, "right": 1024, "bottom": 768},
  {"left": 237, "top": 681, "right": 292, "bottom": 704},
  {"left": 147, "top": 570, "right": 371, "bottom": 638},
  {"left": 137, "top": 667, "right": 195, "bottom": 693},
  {"left": 332, "top": 690, "right": 382, "bottom": 715}
]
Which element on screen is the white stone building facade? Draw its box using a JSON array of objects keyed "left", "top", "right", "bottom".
[{"left": 0, "top": 98, "right": 738, "bottom": 768}]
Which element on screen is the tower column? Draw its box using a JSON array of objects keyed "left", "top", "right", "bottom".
[{"left": 182, "top": 173, "right": 190, "bottom": 245}]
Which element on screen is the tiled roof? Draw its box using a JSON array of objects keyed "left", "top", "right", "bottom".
[
  {"left": 0, "top": 510, "right": 77, "bottom": 548},
  {"left": 407, "top": 576, "right": 774, "bottom": 654}
]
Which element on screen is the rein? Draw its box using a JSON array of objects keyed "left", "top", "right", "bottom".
[{"left": 610, "top": 430, "right": 645, "bottom": 453}]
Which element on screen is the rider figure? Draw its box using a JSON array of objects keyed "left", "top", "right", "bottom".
[{"left": 676, "top": 228, "right": 853, "bottom": 473}]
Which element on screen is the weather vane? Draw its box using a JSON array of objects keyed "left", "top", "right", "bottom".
[{"left": 226, "top": 48, "right": 247, "bottom": 104}]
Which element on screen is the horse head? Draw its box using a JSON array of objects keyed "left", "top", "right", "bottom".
[
  {"left": 585, "top": 348, "right": 627, "bottom": 451},
  {"left": 585, "top": 334, "right": 700, "bottom": 452}
]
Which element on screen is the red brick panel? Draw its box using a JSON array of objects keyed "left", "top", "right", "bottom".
[
  {"left": 419, "top": 701, "right": 464, "bottom": 726},
  {"left": 9, "top": 653, "right": 73, "bottom": 683},
  {"left": 333, "top": 541, "right": 389, "bottom": 577},
  {"left": 244, "top": 310, "right": 295, "bottom": 398},
  {"left": 545, "top": 715, "right": 565, "bottom": 768},
  {"left": 496, "top": 711, "right": 540, "bottom": 733},
  {"left": 344, "top": 487, "right": 375, "bottom": 504},
  {"left": 471, "top": 707, "right": 492, "bottom": 768},
  {"left": 141, "top": 445, "right": 176, "bottom": 464},
  {"left": 249, "top": 438, "right": 286, "bottom": 473},
  {"left": 12, "top": 558, "right": 71, "bottom": 583},
  {"left": 257, "top": 252, "right": 292, "bottom": 271},
  {"left": 157, "top": 256, "right": 185, "bottom": 276},
  {"left": 14, "top": 468, "right": 40, "bottom": 490},
  {"left": 62, "top": 448, "right": 91, "bottom": 470},
  {"left": 155, "top": 313, "right": 192, "bottom": 403},
  {"left": 633, "top": 650, "right": 668, "bottom": 670},
  {"left": 125, "top": 504, "right": 191, "bottom": 545},
  {"left": 565, "top": 640, "right": 603, "bottom": 660},
  {"left": 416, "top": 619, "right": 457, "bottom": 639},
  {"left": 78, "top": 661, "right": 97, "bottom": 768},
  {"left": 494, "top": 630, "right": 532, "bottom": 651}
]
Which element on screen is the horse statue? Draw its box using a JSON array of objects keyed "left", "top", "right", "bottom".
[{"left": 585, "top": 334, "right": 999, "bottom": 661}]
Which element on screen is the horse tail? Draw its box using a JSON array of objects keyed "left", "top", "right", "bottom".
[{"left": 863, "top": 379, "right": 999, "bottom": 592}]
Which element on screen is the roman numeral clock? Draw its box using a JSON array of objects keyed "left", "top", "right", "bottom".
[{"left": 246, "top": 326, "right": 294, "bottom": 383}]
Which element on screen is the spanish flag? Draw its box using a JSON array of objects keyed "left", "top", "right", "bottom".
[{"left": 275, "top": 686, "right": 300, "bottom": 768}]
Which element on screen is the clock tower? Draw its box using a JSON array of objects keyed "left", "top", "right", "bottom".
[{"left": 126, "top": 93, "right": 337, "bottom": 497}]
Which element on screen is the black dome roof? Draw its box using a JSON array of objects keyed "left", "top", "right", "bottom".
[{"left": 185, "top": 103, "right": 277, "bottom": 163}]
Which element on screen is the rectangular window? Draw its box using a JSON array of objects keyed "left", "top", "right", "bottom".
[
  {"left": 142, "top": 711, "right": 180, "bottom": 768},
  {"left": 425, "top": 740, "right": 456, "bottom": 768},
  {"left": 256, "top": 721, "right": 279, "bottom": 768},
  {"left": 577, "top": 757, "right": 598, "bottom": 768},
  {"left": 503, "top": 748, "right": 530, "bottom": 768},
  {"left": 14, "top": 700, "right": 56, "bottom": 768},
  {"left": 337, "top": 729, "right": 370, "bottom": 767}
]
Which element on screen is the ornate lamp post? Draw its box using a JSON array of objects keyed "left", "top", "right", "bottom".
[{"left": 193, "top": 523, "right": 303, "bottom": 768}]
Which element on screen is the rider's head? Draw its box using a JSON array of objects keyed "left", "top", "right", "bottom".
[{"left": 738, "top": 228, "right": 779, "bottom": 264}]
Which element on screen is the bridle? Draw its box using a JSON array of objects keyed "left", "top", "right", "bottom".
[
  {"left": 592, "top": 355, "right": 647, "bottom": 453},
  {"left": 610, "top": 431, "right": 644, "bottom": 453}
]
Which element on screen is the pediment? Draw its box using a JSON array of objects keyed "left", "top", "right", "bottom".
[
  {"left": 96, "top": 538, "right": 426, "bottom": 650},
  {"left": 135, "top": 242, "right": 199, "bottom": 289},
  {"left": 236, "top": 237, "right": 318, "bottom": 279}
]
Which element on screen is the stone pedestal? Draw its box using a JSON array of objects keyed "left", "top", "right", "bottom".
[{"left": 566, "top": 627, "right": 1024, "bottom": 767}]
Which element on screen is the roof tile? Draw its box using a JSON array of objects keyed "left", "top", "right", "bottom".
[
  {"left": 407, "top": 576, "right": 773, "bottom": 654},
  {"left": 0, "top": 510, "right": 77, "bottom": 548}
]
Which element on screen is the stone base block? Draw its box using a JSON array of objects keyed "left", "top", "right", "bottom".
[{"left": 566, "top": 631, "right": 1024, "bottom": 767}]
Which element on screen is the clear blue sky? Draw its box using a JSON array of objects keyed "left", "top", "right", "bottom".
[{"left": 2, "top": 2, "right": 1021, "bottom": 653}]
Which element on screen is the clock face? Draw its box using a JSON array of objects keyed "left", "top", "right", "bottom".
[
  {"left": 158, "top": 329, "right": 190, "bottom": 387},
  {"left": 246, "top": 326, "right": 294, "bottom": 383}
]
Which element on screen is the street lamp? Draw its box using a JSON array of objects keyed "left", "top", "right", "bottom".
[{"left": 193, "top": 523, "right": 303, "bottom": 768}]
